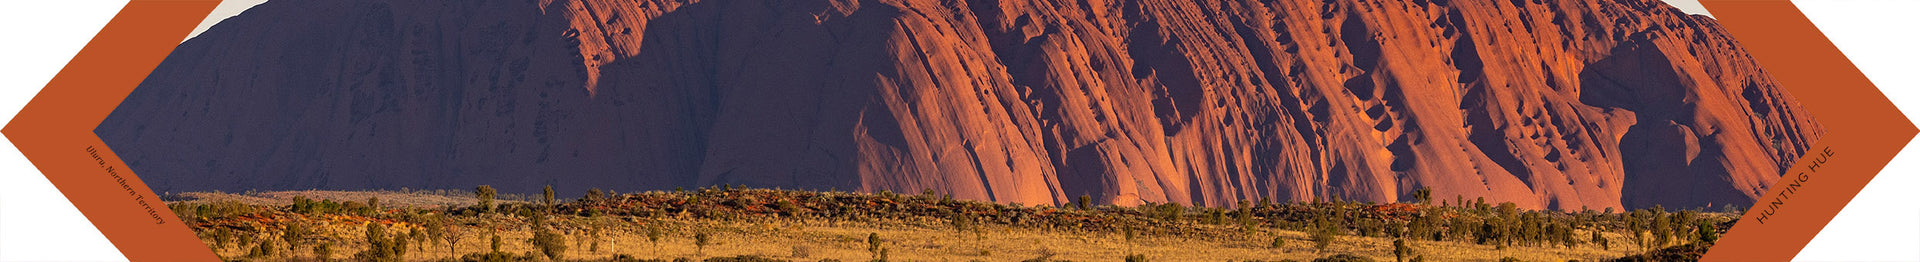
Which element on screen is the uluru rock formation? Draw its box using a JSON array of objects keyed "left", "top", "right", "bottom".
[{"left": 98, "top": 0, "right": 1821, "bottom": 211}]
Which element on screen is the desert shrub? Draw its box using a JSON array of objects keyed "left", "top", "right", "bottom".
[
  {"left": 517, "top": 207, "right": 540, "bottom": 220},
  {"left": 647, "top": 224, "right": 666, "bottom": 255},
  {"left": 490, "top": 234, "right": 503, "bottom": 253},
  {"left": 1311, "top": 224, "right": 1338, "bottom": 252},
  {"left": 208, "top": 227, "right": 234, "bottom": 251},
  {"left": 313, "top": 241, "right": 333, "bottom": 262},
  {"left": 1019, "top": 252, "right": 1061, "bottom": 262},
  {"left": 179, "top": 201, "right": 256, "bottom": 220},
  {"left": 865, "top": 233, "right": 883, "bottom": 261},
  {"left": 791, "top": 245, "right": 813, "bottom": 258},
  {"left": 590, "top": 235, "right": 603, "bottom": 253},
  {"left": 1124, "top": 254, "right": 1148, "bottom": 262},
  {"left": 475, "top": 185, "right": 497, "bottom": 212},
  {"left": 1392, "top": 239, "right": 1411, "bottom": 262},
  {"left": 1238, "top": 204, "right": 1257, "bottom": 233},
  {"left": 1312, "top": 254, "right": 1375, "bottom": 262},
  {"left": 949, "top": 213, "right": 974, "bottom": 234},
  {"left": 1412, "top": 187, "right": 1432, "bottom": 205},
  {"left": 281, "top": 223, "right": 306, "bottom": 251},
  {"left": 245, "top": 239, "right": 276, "bottom": 258},
  {"left": 705, "top": 255, "right": 791, "bottom": 262},
  {"left": 543, "top": 185, "right": 557, "bottom": 209},
  {"left": 1593, "top": 230, "right": 1610, "bottom": 250},
  {"left": 1696, "top": 220, "right": 1719, "bottom": 244},
  {"left": 356, "top": 223, "right": 405, "bottom": 262},
  {"left": 1155, "top": 203, "right": 1184, "bottom": 222},
  {"left": 530, "top": 227, "right": 568, "bottom": 260},
  {"left": 367, "top": 197, "right": 381, "bottom": 215},
  {"left": 1497, "top": 257, "right": 1523, "bottom": 262},
  {"left": 1650, "top": 206, "right": 1672, "bottom": 247},
  {"left": 776, "top": 199, "right": 803, "bottom": 216},
  {"left": 1206, "top": 208, "right": 1227, "bottom": 225},
  {"left": 289, "top": 196, "right": 313, "bottom": 214},
  {"left": 457, "top": 251, "right": 531, "bottom": 262},
  {"left": 1122, "top": 225, "right": 1138, "bottom": 255}
]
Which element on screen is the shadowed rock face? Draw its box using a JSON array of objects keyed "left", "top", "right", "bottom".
[{"left": 99, "top": 0, "right": 1821, "bottom": 210}]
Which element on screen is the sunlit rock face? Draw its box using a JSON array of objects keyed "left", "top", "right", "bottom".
[{"left": 99, "top": 0, "right": 1821, "bottom": 210}]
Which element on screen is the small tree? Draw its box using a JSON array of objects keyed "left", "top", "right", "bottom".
[
  {"left": 646, "top": 224, "right": 664, "bottom": 257},
  {"left": 367, "top": 197, "right": 380, "bottom": 215},
  {"left": 490, "top": 233, "right": 503, "bottom": 253},
  {"left": 423, "top": 219, "right": 445, "bottom": 247},
  {"left": 866, "top": 233, "right": 883, "bottom": 261},
  {"left": 1393, "top": 238, "right": 1412, "bottom": 262},
  {"left": 1697, "top": 219, "right": 1720, "bottom": 244},
  {"left": 281, "top": 223, "right": 305, "bottom": 254},
  {"left": 1238, "top": 203, "right": 1257, "bottom": 233},
  {"left": 407, "top": 227, "right": 424, "bottom": 253},
  {"left": 1412, "top": 187, "right": 1432, "bottom": 205},
  {"left": 246, "top": 238, "right": 277, "bottom": 258},
  {"left": 695, "top": 231, "right": 713, "bottom": 257},
  {"left": 530, "top": 227, "right": 567, "bottom": 261},
  {"left": 391, "top": 232, "right": 409, "bottom": 259},
  {"left": 356, "top": 223, "right": 401, "bottom": 262},
  {"left": 1592, "top": 230, "right": 1609, "bottom": 250},
  {"left": 586, "top": 188, "right": 605, "bottom": 203},
  {"left": 1311, "top": 224, "right": 1338, "bottom": 252},
  {"left": 1157, "top": 203, "right": 1184, "bottom": 222},
  {"left": 1652, "top": 207, "right": 1673, "bottom": 248},
  {"left": 543, "top": 185, "right": 557, "bottom": 209},
  {"left": 210, "top": 227, "right": 234, "bottom": 252},
  {"left": 1078, "top": 194, "right": 1093, "bottom": 210},
  {"left": 949, "top": 212, "right": 974, "bottom": 250},
  {"left": 588, "top": 223, "right": 604, "bottom": 254},
  {"left": 313, "top": 241, "right": 333, "bottom": 262},
  {"left": 475, "top": 185, "right": 497, "bottom": 213},
  {"left": 442, "top": 225, "right": 465, "bottom": 257}
]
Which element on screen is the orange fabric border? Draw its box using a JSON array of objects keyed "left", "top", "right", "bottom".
[
  {"left": 1699, "top": 0, "right": 1916, "bottom": 261},
  {"left": 2, "top": 0, "right": 1909, "bottom": 261},
  {"left": 1, "top": 0, "right": 222, "bottom": 261}
]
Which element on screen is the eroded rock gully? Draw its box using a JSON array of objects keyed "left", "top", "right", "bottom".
[{"left": 99, "top": 0, "right": 1822, "bottom": 210}]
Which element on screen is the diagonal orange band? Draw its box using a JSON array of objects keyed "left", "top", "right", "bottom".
[
  {"left": 1698, "top": 0, "right": 1917, "bottom": 261},
  {"left": 1, "top": 0, "right": 222, "bottom": 261},
  {"left": 3, "top": 0, "right": 1910, "bottom": 261}
]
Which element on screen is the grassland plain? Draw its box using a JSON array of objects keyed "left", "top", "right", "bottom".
[{"left": 164, "top": 187, "right": 1730, "bottom": 262}]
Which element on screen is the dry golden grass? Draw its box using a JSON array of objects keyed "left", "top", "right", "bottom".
[
  {"left": 204, "top": 214, "right": 1649, "bottom": 261},
  {"left": 181, "top": 189, "right": 1721, "bottom": 261}
]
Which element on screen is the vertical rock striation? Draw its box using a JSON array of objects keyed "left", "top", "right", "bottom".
[{"left": 99, "top": 0, "right": 1821, "bottom": 210}]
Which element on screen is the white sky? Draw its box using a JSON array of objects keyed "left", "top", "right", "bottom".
[
  {"left": 1666, "top": 0, "right": 1716, "bottom": 17},
  {"left": 183, "top": 0, "right": 267, "bottom": 41}
]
